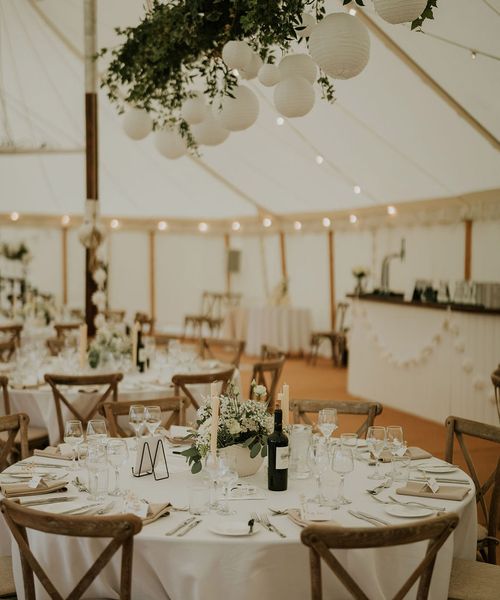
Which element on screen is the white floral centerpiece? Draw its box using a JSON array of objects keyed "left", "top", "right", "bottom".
[
  {"left": 181, "top": 384, "right": 273, "bottom": 476},
  {"left": 88, "top": 323, "right": 131, "bottom": 368},
  {"left": 22, "top": 294, "right": 57, "bottom": 326}
]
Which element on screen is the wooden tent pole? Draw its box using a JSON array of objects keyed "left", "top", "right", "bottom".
[
  {"left": 149, "top": 230, "right": 156, "bottom": 321},
  {"left": 61, "top": 227, "right": 68, "bottom": 305},
  {"left": 224, "top": 233, "right": 231, "bottom": 294},
  {"left": 328, "top": 230, "right": 336, "bottom": 329},
  {"left": 464, "top": 219, "right": 473, "bottom": 281},
  {"left": 279, "top": 231, "right": 288, "bottom": 280},
  {"left": 84, "top": 0, "right": 98, "bottom": 336}
]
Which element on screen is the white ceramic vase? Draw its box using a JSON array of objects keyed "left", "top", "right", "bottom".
[{"left": 221, "top": 444, "right": 264, "bottom": 477}]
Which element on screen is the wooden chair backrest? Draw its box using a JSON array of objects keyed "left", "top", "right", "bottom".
[
  {"left": 260, "top": 344, "right": 286, "bottom": 361},
  {"left": 444, "top": 415, "right": 500, "bottom": 560},
  {"left": 250, "top": 357, "right": 286, "bottom": 413},
  {"left": 0, "top": 412, "right": 29, "bottom": 471},
  {"left": 105, "top": 310, "right": 126, "bottom": 324},
  {"left": 0, "top": 338, "right": 16, "bottom": 362},
  {"left": 199, "top": 338, "right": 246, "bottom": 369},
  {"left": 492, "top": 365, "right": 500, "bottom": 421},
  {"left": 134, "top": 312, "right": 155, "bottom": 334},
  {"left": 44, "top": 373, "right": 123, "bottom": 442},
  {"left": 54, "top": 323, "right": 80, "bottom": 339},
  {"left": 335, "top": 302, "right": 349, "bottom": 333},
  {"left": 46, "top": 337, "right": 65, "bottom": 357},
  {"left": 1, "top": 499, "right": 142, "bottom": 600},
  {"left": 102, "top": 397, "right": 187, "bottom": 437},
  {"left": 0, "top": 375, "right": 10, "bottom": 414},
  {"left": 69, "top": 309, "right": 84, "bottom": 321},
  {"left": 290, "top": 399, "right": 383, "bottom": 438},
  {"left": 0, "top": 323, "right": 23, "bottom": 347},
  {"left": 301, "top": 514, "right": 458, "bottom": 600},
  {"left": 172, "top": 367, "right": 235, "bottom": 413}
]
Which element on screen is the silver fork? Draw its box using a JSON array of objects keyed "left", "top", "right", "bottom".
[
  {"left": 259, "top": 513, "right": 287, "bottom": 538},
  {"left": 388, "top": 495, "right": 446, "bottom": 512}
]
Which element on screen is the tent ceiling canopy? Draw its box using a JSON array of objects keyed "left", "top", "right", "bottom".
[{"left": 0, "top": 0, "right": 498, "bottom": 221}]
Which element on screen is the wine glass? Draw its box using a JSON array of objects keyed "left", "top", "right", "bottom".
[
  {"left": 86, "top": 442, "right": 108, "bottom": 502},
  {"left": 64, "top": 420, "right": 84, "bottom": 471},
  {"left": 204, "top": 451, "right": 223, "bottom": 509},
  {"left": 387, "top": 426, "right": 406, "bottom": 475},
  {"left": 107, "top": 439, "right": 129, "bottom": 496},
  {"left": 332, "top": 445, "right": 354, "bottom": 504},
  {"left": 307, "top": 437, "right": 330, "bottom": 502},
  {"left": 317, "top": 409, "right": 338, "bottom": 441},
  {"left": 128, "top": 405, "right": 145, "bottom": 449},
  {"left": 86, "top": 419, "right": 108, "bottom": 444},
  {"left": 216, "top": 455, "right": 238, "bottom": 516},
  {"left": 366, "top": 426, "right": 386, "bottom": 480},
  {"left": 144, "top": 406, "right": 161, "bottom": 435}
]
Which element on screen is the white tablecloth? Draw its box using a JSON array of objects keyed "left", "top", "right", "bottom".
[
  {"left": 5, "top": 450, "right": 476, "bottom": 600},
  {"left": 348, "top": 299, "right": 500, "bottom": 425},
  {"left": 223, "top": 307, "right": 312, "bottom": 356}
]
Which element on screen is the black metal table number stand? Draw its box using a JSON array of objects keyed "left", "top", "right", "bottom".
[{"left": 132, "top": 439, "right": 170, "bottom": 481}]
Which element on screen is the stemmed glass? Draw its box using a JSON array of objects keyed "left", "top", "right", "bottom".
[
  {"left": 128, "top": 405, "right": 145, "bottom": 449},
  {"left": 216, "top": 455, "right": 238, "bottom": 516},
  {"left": 86, "top": 419, "right": 108, "bottom": 444},
  {"left": 387, "top": 426, "right": 406, "bottom": 475},
  {"left": 332, "top": 445, "right": 354, "bottom": 504},
  {"left": 317, "top": 409, "right": 338, "bottom": 441},
  {"left": 86, "top": 442, "right": 108, "bottom": 502},
  {"left": 145, "top": 406, "right": 162, "bottom": 435},
  {"left": 307, "top": 437, "right": 330, "bottom": 502},
  {"left": 205, "top": 451, "right": 223, "bottom": 509},
  {"left": 366, "top": 426, "right": 386, "bottom": 480},
  {"left": 64, "top": 420, "right": 84, "bottom": 471},
  {"left": 107, "top": 439, "right": 129, "bottom": 496}
]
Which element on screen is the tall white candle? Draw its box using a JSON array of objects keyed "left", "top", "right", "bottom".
[
  {"left": 210, "top": 396, "right": 220, "bottom": 456},
  {"left": 210, "top": 382, "right": 218, "bottom": 399},
  {"left": 282, "top": 383, "right": 290, "bottom": 427},
  {"left": 79, "top": 324, "right": 87, "bottom": 370}
]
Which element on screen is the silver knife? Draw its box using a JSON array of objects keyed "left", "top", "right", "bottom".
[
  {"left": 267, "top": 521, "right": 287, "bottom": 538},
  {"left": 177, "top": 519, "right": 201, "bottom": 537},
  {"left": 410, "top": 477, "right": 470, "bottom": 485},
  {"left": 164, "top": 517, "right": 195, "bottom": 536},
  {"left": 357, "top": 511, "right": 390, "bottom": 526},
  {"left": 19, "top": 496, "right": 78, "bottom": 507},
  {"left": 348, "top": 510, "right": 381, "bottom": 527}
]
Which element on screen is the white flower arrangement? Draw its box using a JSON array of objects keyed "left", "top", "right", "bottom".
[
  {"left": 182, "top": 384, "right": 274, "bottom": 474},
  {"left": 250, "top": 378, "right": 267, "bottom": 400},
  {"left": 88, "top": 323, "right": 131, "bottom": 368},
  {"left": 22, "top": 295, "right": 56, "bottom": 325}
]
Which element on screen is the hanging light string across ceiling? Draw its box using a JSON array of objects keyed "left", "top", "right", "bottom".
[
  {"left": 416, "top": 29, "right": 500, "bottom": 62},
  {"left": 481, "top": 0, "right": 500, "bottom": 18}
]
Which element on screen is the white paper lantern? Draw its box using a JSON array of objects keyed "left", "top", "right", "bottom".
[
  {"left": 222, "top": 40, "right": 252, "bottom": 70},
  {"left": 92, "top": 268, "right": 107, "bottom": 287},
  {"left": 373, "top": 0, "right": 427, "bottom": 24},
  {"left": 181, "top": 92, "right": 207, "bottom": 125},
  {"left": 94, "top": 313, "right": 106, "bottom": 330},
  {"left": 154, "top": 129, "right": 188, "bottom": 159},
  {"left": 192, "top": 110, "right": 230, "bottom": 146},
  {"left": 240, "top": 53, "right": 263, "bottom": 80},
  {"left": 122, "top": 108, "right": 153, "bottom": 140},
  {"left": 274, "top": 76, "right": 315, "bottom": 118},
  {"left": 296, "top": 12, "right": 316, "bottom": 38},
  {"left": 309, "top": 13, "right": 370, "bottom": 80},
  {"left": 258, "top": 63, "right": 281, "bottom": 87},
  {"left": 279, "top": 54, "right": 317, "bottom": 84},
  {"left": 217, "top": 85, "right": 259, "bottom": 131}
]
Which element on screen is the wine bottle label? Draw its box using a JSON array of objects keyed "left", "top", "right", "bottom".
[
  {"left": 275, "top": 446, "right": 289, "bottom": 470},
  {"left": 138, "top": 348, "right": 146, "bottom": 363}
]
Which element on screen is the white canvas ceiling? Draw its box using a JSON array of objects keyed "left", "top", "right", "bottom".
[{"left": 0, "top": 0, "right": 499, "bottom": 220}]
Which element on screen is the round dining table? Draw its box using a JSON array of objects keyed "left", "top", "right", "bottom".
[{"left": 3, "top": 444, "right": 477, "bottom": 600}]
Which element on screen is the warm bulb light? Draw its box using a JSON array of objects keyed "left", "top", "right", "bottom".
[
  {"left": 276, "top": 116, "right": 284, "bottom": 126},
  {"left": 198, "top": 222, "right": 208, "bottom": 232},
  {"left": 322, "top": 217, "right": 331, "bottom": 228},
  {"left": 354, "top": 185, "right": 361, "bottom": 194},
  {"left": 349, "top": 214, "right": 358, "bottom": 224},
  {"left": 61, "top": 215, "right": 70, "bottom": 226},
  {"left": 10, "top": 211, "right": 19, "bottom": 222},
  {"left": 387, "top": 205, "right": 397, "bottom": 216},
  {"left": 293, "top": 220, "right": 302, "bottom": 231},
  {"left": 349, "top": 8, "right": 357, "bottom": 16},
  {"left": 316, "top": 155, "right": 324, "bottom": 165},
  {"left": 110, "top": 219, "right": 120, "bottom": 229},
  {"left": 263, "top": 217, "right": 272, "bottom": 228},
  {"left": 471, "top": 51, "right": 477, "bottom": 60},
  {"left": 231, "top": 221, "right": 241, "bottom": 231},
  {"left": 158, "top": 220, "right": 168, "bottom": 231}
]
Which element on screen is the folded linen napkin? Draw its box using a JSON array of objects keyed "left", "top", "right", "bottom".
[
  {"left": 378, "top": 447, "right": 432, "bottom": 463},
  {"left": 142, "top": 502, "right": 171, "bottom": 525},
  {"left": 1, "top": 478, "right": 68, "bottom": 498},
  {"left": 287, "top": 509, "right": 339, "bottom": 528},
  {"left": 34, "top": 446, "right": 73, "bottom": 461},
  {"left": 396, "top": 481, "right": 469, "bottom": 502}
]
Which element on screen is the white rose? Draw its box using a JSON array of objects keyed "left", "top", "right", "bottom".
[
  {"left": 254, "top": 384, "right": 267, "bottom": 397},
  {"left": 227, "top": 419, "right": 241, "bottom": 435}
]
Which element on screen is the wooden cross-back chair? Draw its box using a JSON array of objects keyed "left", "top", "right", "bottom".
[
  {"left": 250, "top": 356, "right": 285, "bottom": 413},
  {"left": 1, "top": 499, "right": 142, "bottom": 600},
  {"left": 291, "top": 400, "right": 383, "bottom": 438},
  {"left": 172, "top": 367, "right": 235, "bottom": 414},
  {"left": 44, "top": 373, "right": 123, "bottom": 443},
  {"left": 102, "top": 397, "right": 187, "bottom": 437},
  {"left": 260, "top": 344, "right": 286, "bottom": 361},
  {"left": 0, "top": 376, "right": 49, "bottom": 456},
  {"left": 46, "top": 337, "right": 65, "bottom": 357},
  {"left": 445, "top": 415, "right": 500, "bottom": 564},
  {"left": 54, "top": 323, "right": 80, "bottom": 340},
  {"left": 134, "top": 312, "right": 155, "bottom": 335},
  {"left": 0, "top": 412, "right": 29, "bottom": 471},
  {"left": 0, "top": 323, "right": 23, "bottom": 348},
  {"left": 301, "top": 513, "right": 459, "bottom": 600},
  {"left": 199, "top": 338, "right": 246, "bottom": 369},
  {"left": 309, "top": 302, "right": 349, "bottom": 367},
  {"left": 0, "top": 338, "right": 16, "bottom": 363},
  {"left": 492, "top": 365, "right": 500, "bottom": 423}
]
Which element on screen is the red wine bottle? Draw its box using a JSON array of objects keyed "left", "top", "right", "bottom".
[
  {"left": 267, "top": 409, "right": 289, "bottom": 491},
  {"left": 137, "top": 329, "right": 145, "bottom": 373}
]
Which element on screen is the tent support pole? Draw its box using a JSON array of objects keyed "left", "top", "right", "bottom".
[
  {"left": 279, "top": 231, "right": 288, "bottom": 281},
  {"left": 328, "top": 230, "right": 336, "bottom": 330},
  {"left": 224, "top": 234, "right": 231, "bottom": 294},
  {"left": 464, "top": 219, "right": 473, "bottom": 281},
  {"left": 84, "top": 0, "right": 98, "bottom": 336},
  {"left": 61, "top": 227, "right": 68, "bottom": 306},
  {"left": 149, "top": 230, "right": 156, "bottom": 322}
]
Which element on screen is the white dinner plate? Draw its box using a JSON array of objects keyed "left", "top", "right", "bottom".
[
  {"left": 209, "top": 520, "right": 261, "bottom": 537},
  {"left": 385, "top": 505, "right": 434, "bottom": 518},
  {"left": 418, "top": 465, "right": 458, "bottom": 474}
]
